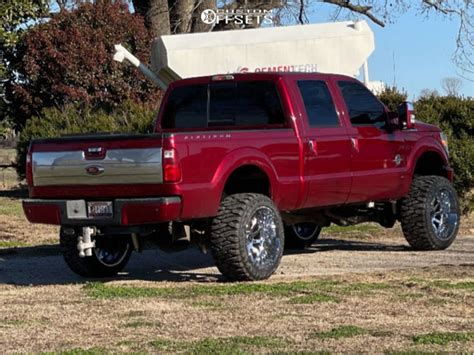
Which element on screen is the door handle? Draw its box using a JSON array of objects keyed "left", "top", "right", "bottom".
[
  {"left": 308, "top": 139, "right": 317, "bottom": 155},
  {"left": 350, "top": 137, "right": 359, "bottom": 152}
]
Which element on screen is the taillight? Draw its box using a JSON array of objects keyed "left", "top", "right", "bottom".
[
  {"left": 26, "top": 150, "right": 33, "bottom": 186},
  {"left": 162, "top": 148, "right": 182, "bottom": 183}
]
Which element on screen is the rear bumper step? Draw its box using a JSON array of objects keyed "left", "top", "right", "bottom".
[{"left": 23, "top": 197, "right": 181, "bottom": 226}]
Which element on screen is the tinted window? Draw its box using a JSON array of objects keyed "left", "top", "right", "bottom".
[
  {"left": 162, "top": 81, "right": 285, "bottom": 129},
  {"left": 209, "top": 83, "right": 236, "bottom": 126},
  {"left": 297, "top": 80, "right": 339, "bottom": 127},
  {"left": 161, "top": 84, "right": 207, "bottom": 129},
  {"left": 338, "top": 81, "right": 386, "bottom": 126}
]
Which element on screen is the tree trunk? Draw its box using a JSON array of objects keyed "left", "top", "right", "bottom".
[{"left": 132, "top": 0, "right": 171, "bottom": 37}]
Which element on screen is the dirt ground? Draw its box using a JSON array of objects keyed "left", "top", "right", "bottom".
[{"left": 0, "top": 194, "right": 473, "bottom": 354}]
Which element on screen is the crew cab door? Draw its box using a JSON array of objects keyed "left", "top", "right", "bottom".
[
  {"left": 334, "top": 79, "right": 407, "bottom": 203},
  {"left": 295, "top": 78, "right": 352, "bottom": 208}
]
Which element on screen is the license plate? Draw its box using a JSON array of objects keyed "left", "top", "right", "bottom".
[{"left": 87, "top": 201, "right": 113, "bottom": 218}]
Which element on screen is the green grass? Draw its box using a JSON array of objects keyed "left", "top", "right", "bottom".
[
  {"left": 430, "top": 280, "right": 474, "bottom": 290},
  {"left": 412, "top": 331, "right": 473, "bottom": 345},
  {"left": 323, "top": 223, "right": 382, "bottom": 236},
  {"left": 41, "top": 348, "right": 108, "bottom": 355},
  {"left": 84, "top": 279, "right": 390, "bottom": 303},
  {"left": 0, "top": 197, "right": 23, "bottom": 217},
  {"left": 190, "top": 336, "right": 287, "bottom": 354},
  {"left": 312, "top": 325, "right": 368, "bottom": 339},
  {"left": 148, "top": 336, "right": 286, "bottom": 353},
  {"left": 0, "top": 240, "right": 28, "bottom": 248}
]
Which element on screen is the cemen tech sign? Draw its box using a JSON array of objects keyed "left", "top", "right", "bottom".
[
  {"left": 236, "top": 64, "right": 319, "bottom": 73},
  {"left": 201, "top": 8, "right": 273, "bottom": 26}
]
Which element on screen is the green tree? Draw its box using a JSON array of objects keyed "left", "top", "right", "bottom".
[{"left": 0, "top": 0, "right": 48, "bottom": 126}]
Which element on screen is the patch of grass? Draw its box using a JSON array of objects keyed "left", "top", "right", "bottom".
[
  {"left": 385, "top": 350, "right": 439, "bottom": 355},
  {"left": 312, "top": 325, "right": 367, "bottom": 339},
  {"left": 190, "top": 336, "right": 287, "bottom": 353},
  {"left": 0, "top": 319, "right": 26, "bottom": 327},
  {"left": 341, "top": 282, "right": 390, "bottom": 294},
  {"left": 0, "top": 240, "right": 28, "bottom": 248},
  {"left": 289, "top": 293, "right": 340, "bottom": 304},
  {"left": 190, "top": 300, "right": 227, "bottom": 309},
  {"left": 412, "top": 331, "right": 472, "bottom": 345},
  {"left": 0, "top": 197, "right": 23, "bottom": 217},
  {"left": 149, "top": 338, "right": 183, "bottom": 352},
  {"left": 83, "top": 280, "right": 339, "bottom": 299},
  {"left": 123, "top": 320, "right": 160, "bottom": 328},
  {"left": 431, "top": 280, "right": 474, "bottom": 290},
  {"left": 324, "top": 223, "right": 382, "bottom": 236},
  {"left": 41, "top": 348, "right": 108, "bottom": 355}
]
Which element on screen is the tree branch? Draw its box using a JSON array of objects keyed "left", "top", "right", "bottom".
[{"left": 321, "top": 0, "right": 385, "bottom": 27}]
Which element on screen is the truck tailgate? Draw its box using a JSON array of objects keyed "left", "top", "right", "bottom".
[{"left": 30, "top": 133, "right": 164, "bottom": 188}]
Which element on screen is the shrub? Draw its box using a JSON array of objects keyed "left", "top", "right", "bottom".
[
  {"left": 16, "top": 101, "right": 157, "bottom": 179},
  {"left": 415, "top": 94, "right": 474, "bottom": 212},
  {"left": 8, "top": 0, "right": 159, "bottom": 127},
  {"left": 378, "top": 87, "right": 474, "bottom": 212}
]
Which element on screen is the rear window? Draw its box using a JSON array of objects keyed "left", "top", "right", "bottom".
[{"left": 161, "top": 81, "right": 285, "bottom": 129}]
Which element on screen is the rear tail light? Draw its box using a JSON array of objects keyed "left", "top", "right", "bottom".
[
  {"left": 26, "top": 150, "right": 33, "bottom": 186},
  {"left": 163, "top": 148, "right": 182, "bottom": 183}
]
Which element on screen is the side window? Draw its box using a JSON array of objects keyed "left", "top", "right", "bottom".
[
  {"left": 235, "top": 81, "right": 285, "bottom": 126},
  {"left": 161, "top": 84, "right": 208, "bottom": 129},
  {"left": 297, "top": 80, "right": 339, "bottom": 127},
  {"left": 337, "top": 81, "right": 386, "bottom": 126},
  {"left": 209, "top": 81, "right": 285, "bottom": 127}
]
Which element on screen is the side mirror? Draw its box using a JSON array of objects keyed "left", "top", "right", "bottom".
[{"left": 397, "top": 102, "right": 415, "bottom": 130}]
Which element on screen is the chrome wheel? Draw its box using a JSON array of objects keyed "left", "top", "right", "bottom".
[
  {"left": 430, "top": 188, "right": 458, "bottom": 241},
  {"left": 245, "top": 206, "right": 282, "bottom": 268},
  {"left": 292, "top": 223, "right": 320, "bottom": 240},
  {"left": 94, "top": 238, "right": 131, "bottom": 267}
]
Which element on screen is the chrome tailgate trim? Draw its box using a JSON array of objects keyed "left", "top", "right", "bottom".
[{"left": 32, "top": 148, "right": 163, "bottom": 186}]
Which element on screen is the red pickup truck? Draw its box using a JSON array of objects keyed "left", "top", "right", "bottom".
[{"left": 23, "top": 73, "right": 460, "bottom": 281}]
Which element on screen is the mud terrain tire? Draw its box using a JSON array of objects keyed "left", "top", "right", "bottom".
[
  {"left": 400, "top": 176, "right": 460, "bottom": 250},
  {"left": 209, "top": 193, "right": 284, "bottom": 281}
]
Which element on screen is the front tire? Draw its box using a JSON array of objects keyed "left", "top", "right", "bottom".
[
  {"left": 400, "top": 176, "right": 460, "bottom": 250},
  {"left": 285, "top": 223, "right": 322, "bottom": 249},
  {"left": 209, "top": 193, "right": 284, "bottom": 281},
  {"left": 60, "top": 229, "right": 132, "bottom": 277}
]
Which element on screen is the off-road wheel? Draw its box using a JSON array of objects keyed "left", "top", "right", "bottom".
[
  {"left": 209, "top": 193, "right": 284, "bottom": 281},
  {"left": 60, "top": 228, "right": 132, "bottom": 277},
  {"left": 284, "top": 223, "right": 322, "bottom": 249},
  {"left": 400, "top": 175, "right": 460, "bottom": 250}
]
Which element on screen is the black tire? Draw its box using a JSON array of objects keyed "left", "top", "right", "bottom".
[
  {"left": 60, "top": 228, "right": 132, "bottom": 277},
  {"left": 284, "top": 222, "right": 322, "bottom": 249},
  {"left": 400, "top": 175, "right": 460, "bottom": 250},
  {"left": 209, "top": 193, "right": 284, "bottom": 281}
]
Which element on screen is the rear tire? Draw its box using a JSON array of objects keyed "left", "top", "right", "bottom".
[
  {"left": 60, "top": 228, "right": 132, "bottom": 277},
  {"left": 284, "top": 223, "right": 322, "bottom": 249},
  {"left": 400, "top": 176, "right": 460, "bottom": 250},
  {"left": 209, "top": 193, "right": 284, "bottom": 281}
]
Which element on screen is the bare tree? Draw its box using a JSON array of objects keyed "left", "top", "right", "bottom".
[{"left": 442, "top": 77, "right": 463, "bottom": 96}]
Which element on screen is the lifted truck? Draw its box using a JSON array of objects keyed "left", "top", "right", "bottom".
[{"left": 23, "top": 73, "right": 460, "bottom": 281}]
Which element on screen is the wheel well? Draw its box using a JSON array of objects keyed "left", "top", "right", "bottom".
[
  {"left": 223, "top": 165, "right": 271, "bottom": 197},
  {"left": 414, "top": 152, "right": 448, "bottom": 178}
]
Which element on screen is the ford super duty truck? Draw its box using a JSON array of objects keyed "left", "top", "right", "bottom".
[{"left": 23, "top": 73, "right": 460, "bottom": 281}]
